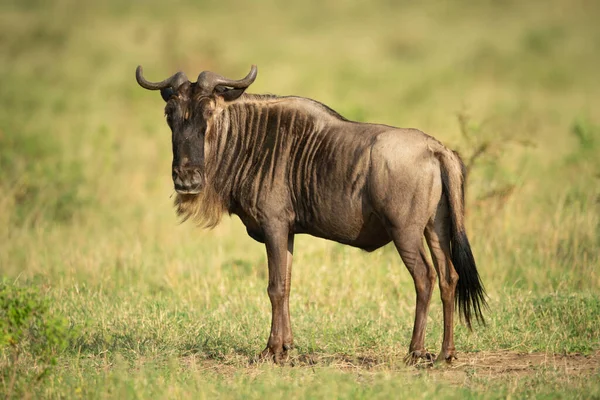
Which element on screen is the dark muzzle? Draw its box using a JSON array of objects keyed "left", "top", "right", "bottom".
[{"left": 172, "top": 167, "right": 203, "bottom": 194}]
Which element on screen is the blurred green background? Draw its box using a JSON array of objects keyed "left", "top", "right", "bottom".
[{"left": 1, "top": 0, "right": 599, "bottom": 398}]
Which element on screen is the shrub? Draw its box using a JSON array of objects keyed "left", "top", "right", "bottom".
[{"left": 0, "top": 279, "right": 73, "bottom": 397}]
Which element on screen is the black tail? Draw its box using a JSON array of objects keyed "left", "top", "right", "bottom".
[
  {"left": 451, "top": 228, "right": 487, "bottom": 330},
  {"left": 438, "top": 151, "right": 487, "bottom": 330}
]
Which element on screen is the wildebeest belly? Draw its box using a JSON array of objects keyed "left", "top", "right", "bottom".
[
  {"left": 294, "top": 205, "right": 392, "bottom": 252},
  {"left": 235, "top": 199, "right": 391, "bottom": 251}
]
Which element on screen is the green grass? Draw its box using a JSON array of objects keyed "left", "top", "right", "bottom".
[{"left": 1, "top": 0, "right": 600, "bottom": 398}]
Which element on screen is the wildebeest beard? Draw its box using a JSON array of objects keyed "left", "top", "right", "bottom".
[{"left": 174, "top": 181, "right": 225, "bottom": 228}]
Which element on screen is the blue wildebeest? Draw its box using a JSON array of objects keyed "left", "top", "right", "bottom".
[{"left": 135, "top": 65, "right": 486, "bottom": 364}]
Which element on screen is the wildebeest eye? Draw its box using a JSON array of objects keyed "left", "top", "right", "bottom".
[{"left": 160, "top": 88, "right": 175, "bottom": 102}]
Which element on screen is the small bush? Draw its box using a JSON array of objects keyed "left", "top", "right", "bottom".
[{"left": 0, "top": 279, "right": 73, "bottom": 397}]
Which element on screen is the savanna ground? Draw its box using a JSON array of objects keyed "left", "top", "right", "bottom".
[{"left": 1, "top": 0, "right": 599, "bottom": 398}]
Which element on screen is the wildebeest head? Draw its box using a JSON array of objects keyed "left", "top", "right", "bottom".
[{"left": 135, "top": 65, "right": 258, "bottom": 195}]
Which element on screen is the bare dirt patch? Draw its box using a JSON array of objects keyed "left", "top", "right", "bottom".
[
  {"left": 425, "top": 350, "right": 600, "bottom": 385},
  {"left": 454, "top": 350, "right": 599, "bottom": 375}
]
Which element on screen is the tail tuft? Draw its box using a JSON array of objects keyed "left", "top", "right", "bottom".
[{"left": 452, "top": 230, "right": 487, "bottom": 330}]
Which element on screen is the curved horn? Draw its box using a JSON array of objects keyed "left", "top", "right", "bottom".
[
  {"left": 136, "top": 66, "right": 189, "bottom": 91},
  {"left": 197, "top": 65, "right": 258, "bottom": 93}
]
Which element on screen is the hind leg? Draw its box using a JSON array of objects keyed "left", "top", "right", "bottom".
[
  {"left": 390, "top": 227, "right": 438, "bottom": 365},
  {"left": 425, "top": 200, "right": 459, "bottom": 363}
]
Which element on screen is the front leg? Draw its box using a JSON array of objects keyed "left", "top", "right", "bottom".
[
  {"left": 282, "top": 235, "right": 295, "bottom": 352},
  {"left": 260, "top": 224, "right": 294, "bottom": 363}
]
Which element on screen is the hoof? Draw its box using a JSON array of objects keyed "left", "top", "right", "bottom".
[
  {"left": 256, "top": 343, "right": 293, "bottom": 364},
  {"left": 436, "top": 351, "right": 457, "bottom": 364},
  {"left": 404, "top": 350, "right": 437, "bottom": 366}
]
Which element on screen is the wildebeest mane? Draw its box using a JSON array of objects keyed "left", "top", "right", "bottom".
[{"left": 243, "top": 93, "right": 350, "bottom": 122}]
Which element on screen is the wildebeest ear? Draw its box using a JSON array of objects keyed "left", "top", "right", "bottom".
[
  {"left": 218, "top": 87, "right": 246, "bottom": 102},
  {"left": 160, "top": 88, "right": 174, "bottom": 102}
]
